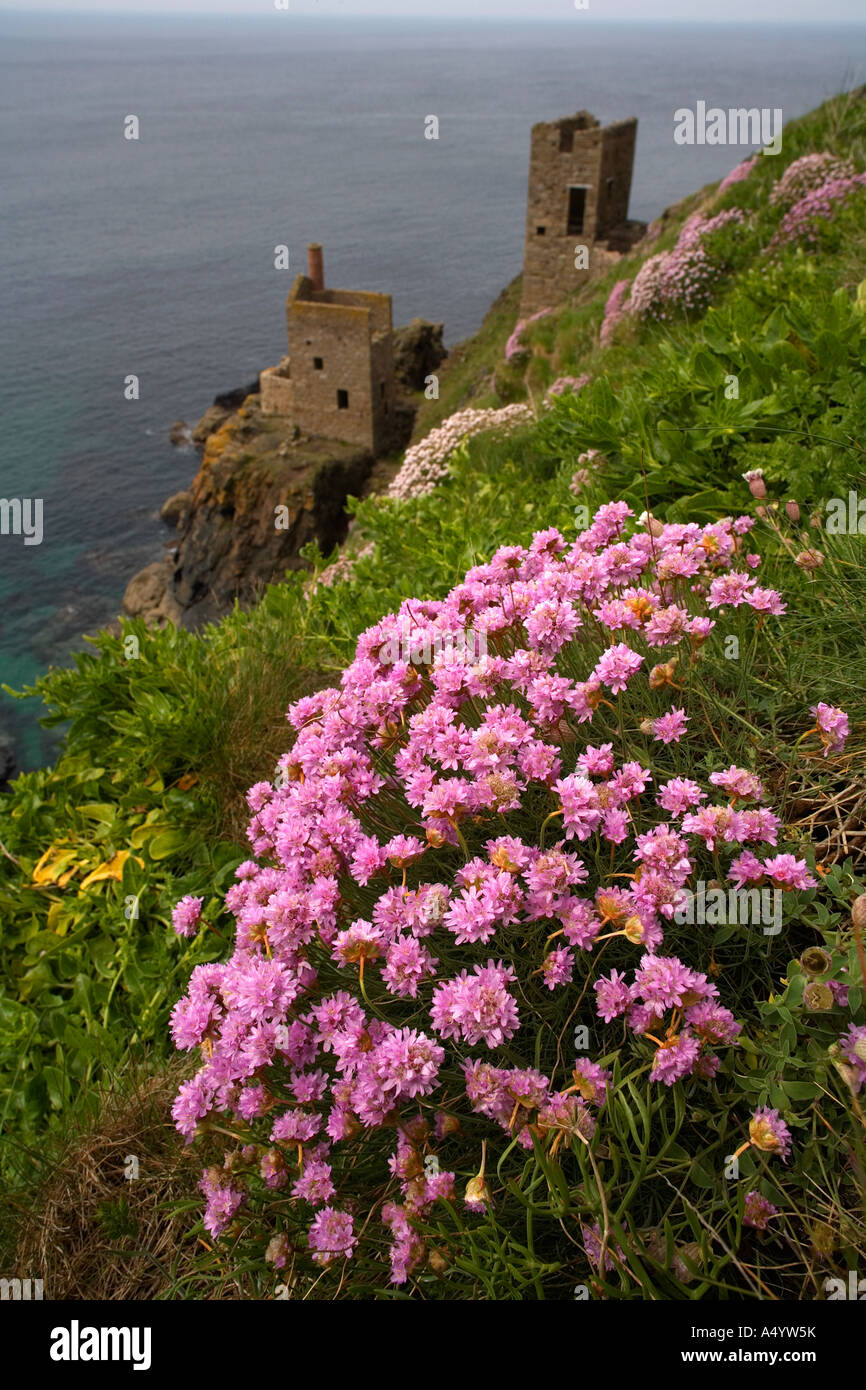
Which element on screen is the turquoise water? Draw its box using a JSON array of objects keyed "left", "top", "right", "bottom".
[{"left": 1, "top": 11, "right": 865, "bottom": 768}]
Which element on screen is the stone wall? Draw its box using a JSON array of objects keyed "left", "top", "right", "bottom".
[
  {"left": 286, "top": 275, "right": 395, "bottom": 452},
  {"left": 259, "top": 361, "right": 294, "bottom": 417},
  {"left": 520, "top": 111, "right": 639, "bottom": 317}
]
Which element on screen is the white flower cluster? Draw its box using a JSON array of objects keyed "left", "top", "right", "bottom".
[{"left": 388, "top": 404, "right": 534, "bottom": 501}]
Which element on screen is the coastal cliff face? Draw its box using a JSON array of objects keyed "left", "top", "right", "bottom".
[{"left": 123, "top": 320, "right": 446, "bottom": 630}]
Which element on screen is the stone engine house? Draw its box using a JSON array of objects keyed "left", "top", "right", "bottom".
[
  {"left": 260, "top": 243, "right": 396, "bottom": 454},
  {"left": 520, "top": 111, "right": 645, "bottom": 318}
]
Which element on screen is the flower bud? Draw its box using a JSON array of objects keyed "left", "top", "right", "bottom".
[
  {"left": 638, "top": 511, "right": 664, "bottom": 537},
  {"left": 785, "top": 499, "right": 801, "bottom": 523},
  {"left": 639, "top": 718, "right": 655, "bottom": 735},
  {"left": 743, "top": 469, "right": 767, "bottom": 499},
  {"left": 464, "top": 1174, "right": 491, "bottom": 1208},
  {"left": 799, "top": 947, "right": 832, "bottom": 978},
  {"left": 803, "top": 982, "right": 833, "bottom": 1012},
  {"left": 437, "top": 1111, "right": 462, "bottom": 1138},
  {"left": 624, "top": 914, "right": 646, "bottom": 944},
  {"left": 428, "top": 1248, "right": 449, "bottom": 1277},
  {"left": 649, "top": 657, "right": 679, "bottom": 689},
  {"left": 794, "top": 549, "right": 824, "bottom": 572},
  {"left": 852, "top": 894, "right": 866, "bottom": 933}
]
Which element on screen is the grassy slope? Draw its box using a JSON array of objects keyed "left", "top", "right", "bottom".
[{"left": 2, "top": 89, "right": 866, "bottom": 1296}]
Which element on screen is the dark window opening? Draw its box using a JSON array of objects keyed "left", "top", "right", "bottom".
[
  {"left": 567, "top": 186, "right": 587, "bottom": 236},
  {"left": 606, "top": 177, "right": 615, "bottom": 201},
  {"left": 337, "top": 389, "right": 349, "bottom": 409},
  {"left": 536, "top": 225, "right": 546, "bottom": 236},
  {"left": 313, "top": 356, "right": 324, "bottom": 370},
  {"left": 559, "top": 127, "right": 574, "bottom": 153},
  {"left": 380, "top": 382, "right": 385, "bottom": 397}
]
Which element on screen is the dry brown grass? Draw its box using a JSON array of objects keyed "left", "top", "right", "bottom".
[
  {"left": 785, "top": 761, "right": 866, "bottom": 868},
  {"left": 4, "top": 1057, "right": 240, "bottom": 1301}
]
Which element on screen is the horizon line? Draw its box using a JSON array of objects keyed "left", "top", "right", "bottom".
[{"left": 2, "top": 8, "right": 866, "bottom": 22}]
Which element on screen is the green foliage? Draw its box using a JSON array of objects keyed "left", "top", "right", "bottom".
[{"left": 1, "top": 86, "right": 866, "bottom": 1298}]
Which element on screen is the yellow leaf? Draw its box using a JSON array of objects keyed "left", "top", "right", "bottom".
[
  {"left": 32, "top": 844, "right": 81, "bottom": 886},
  {"left": 79, "top": 850, "right": 141, "bottom": 890}
]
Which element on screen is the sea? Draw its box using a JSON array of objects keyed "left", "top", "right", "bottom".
[{"left": 1, "top": 11, "right": 865, "bottom": 769}]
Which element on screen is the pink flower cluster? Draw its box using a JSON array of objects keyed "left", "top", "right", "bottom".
[
  {"left": 505, "top": 308, "right": 550, "bottom": 362},
  {"left": 599, "top": 278, "right": 631, "bottom": 347},
  {"left": 811, "top": 702, "right": 850, "bottom": 757},
  {"left": 743, "top": 1190, "right": 777, "bottom": 1230},
  {"left": 172, "top": 894, "right": 203, "bottom": 937},
  {"left": 594, "top": 954, "right": 741, "bottom": 1085},
  {"left": 717, "top": 155, "right": 758, "bottom": 195},
  {"left": 768, "top": 152, "right": 856, "bottom": 208},
  {"left": 546, "top": 374, "right": 591, "bottom": 399},
  {"left": 839, "top": 1023, "right": 866, "bottom": 1093},
  {"left": 388, "top": 403, "right": 534, "bottom": 500},
  {"left": 170, "top": 503, "right": 817, "bottom": 1279},
  {"left": 768, "top": 169, "right": 866, "bottom": 250},
  {"left": 628, "top": 209, "right": 745, "bottom": 321}
]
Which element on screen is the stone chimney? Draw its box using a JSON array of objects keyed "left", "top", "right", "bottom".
[{"left": 307, "top": 242, "right": 325, "bottom": 292}]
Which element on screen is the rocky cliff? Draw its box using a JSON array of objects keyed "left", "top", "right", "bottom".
[{"left": 123, "top": 320, "right": 446, "bottom": 629}]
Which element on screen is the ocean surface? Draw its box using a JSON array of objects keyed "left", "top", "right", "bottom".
[{"left": 2, "top": 11, "right": 865, "bottom": 769}]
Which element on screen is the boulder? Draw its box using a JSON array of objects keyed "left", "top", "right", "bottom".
[
  {"left": 160, "top": 491, "right": 190, "bottom": 528},
  {"left": 392, "top": 318, "right": 447, "bottom": 392},
  {"left": 213, "top": 379, "right": 260, "bottom": 412},
  {"left": 122, "top": 560, "right": 183, "bottom": 627},
  {"left": 191, "top": 403, "right": 231, "bottom": 447},
  {"left": 0, "top": 736, "right": 15, "bottom": 791}
]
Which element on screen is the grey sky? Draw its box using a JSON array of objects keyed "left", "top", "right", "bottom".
[{"left": 2, "top": 0, "right": 865, "bottom": 19}]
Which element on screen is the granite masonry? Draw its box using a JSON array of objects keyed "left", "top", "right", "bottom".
[
  {"left": 520, "top": 110, "right": 646, "bottom": 317},
  {"left": 260, "top": 243, "right": 397, "bottom": 454}
]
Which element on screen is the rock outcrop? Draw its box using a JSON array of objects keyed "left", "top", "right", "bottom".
[
  {"left": 160, "top": 491, "right": 190, "bottom": 528},
  {"left": 0, "top": 735, "right": 16, "bottom": 793},
  {"left": 123, "top": 323, "right": 447, "bottom": 630},
  {"left": 393, "top": 318, "right": 447, "bottom": 392}
]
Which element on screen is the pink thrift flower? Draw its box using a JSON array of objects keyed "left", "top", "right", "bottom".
[
  {"left": 308, "top": 1207, "right": 357, "bottom": 1265},
  {"left": 810, "top": 702, "right": 849, "bottom": 757},
  {"left": 748, "top": 1107, "right": 792, "bottom": 1162},
  {"left": 652, "top": 708, "right": 689, "bottom": 744},
  {"left": 657, "top": 777, "right": 706, "bottom": 816},
  {"left": 594, "top": 642, "right": 643, "bottom": 694},
  {"left": 744, "top": 1191, "right": 777, "bottom": 1230},
  {"left": 172, "top": 895, "right": 203, "bottom": 937}
]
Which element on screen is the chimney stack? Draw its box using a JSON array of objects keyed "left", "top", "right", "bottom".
[{"left": 307, "top": 242, "right": 325, "bottom": 292}]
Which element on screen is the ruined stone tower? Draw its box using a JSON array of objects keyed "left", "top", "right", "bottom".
[
  {"left": 260, "top": 244, "right": 396, "bottom": 454},
  {"left": 519, "top": 111, "right": 645, "bottom": 318}
]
